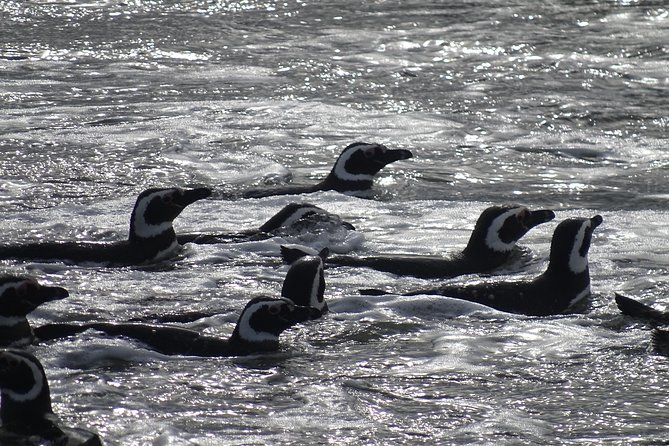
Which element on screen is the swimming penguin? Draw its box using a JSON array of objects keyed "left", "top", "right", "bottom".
[
  {"left": 0, "top": 187, "right": 211, "bottom": 266},
  {"left": 34, "top": 297, "right": 319, "bottom": 357},
  {"left": 124, "top": 248, "right": 329, "bottom": 325},
  {"left": 615, "top": 293, "right": 669, "bottom": 356},
  {"left": 0, "top": 349, "right": 102, "bottom": 445},
  {"left": 243, "top": 142, "right": 413, "bottom": 198},
  {"left": 361, "top": 215, "right": 603, "bottom": 317},
  {"left": 177, "top": 203, "right": 354, "bottom": 245},
  {"left": 282, "top": 205, "right": 555, "bottom": 279},
  {"left": 33, "top": 249, "right": 327, "bottom": 355},
  {"left": 0, "top": 275, "right": 69, "bottom": 348}
]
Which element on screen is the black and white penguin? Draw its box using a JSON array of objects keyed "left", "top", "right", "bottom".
[
  {"left": 33, "top": 250, "right": 327, "bottom": 355},
  {"left": 0, "top": 275, "right": 69, "bottom": 348},
  {"left": 243, "top": 142, "right": 413, "bottom": 198},
  {"left": 34, "top": 297, "right": 319, "bottom": 357},
  {"left": 177, "top": 203, "right": 354, "bottom": 245},
  {"left": 362, "top": 215, "right": 603, "bottom": 317},
  {"left": 283, "top": 205, "right": 555, "bottom": 279},
  {"left": 0, "top": 349, "right": 102, "bottom": 445},
  {"left": 0, "top": 187, "right": 211, "bottom": 266},
  {"left": 280, "top": 249, "right": 328, "bottom": 315}
]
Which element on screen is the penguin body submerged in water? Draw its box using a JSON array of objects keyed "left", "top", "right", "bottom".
[
  {"left": 283, "top": 205, "right": 555, "bottom": 279},
  {"left": 0, "top": 187, "right": 211, "bottom": 266},
  {"left": 361, "top": 216, "right": 603, "bottom": 317},
  {"left": 243, "top": 142, "right": 413, "bottom": 198},
  {"left": 178, "top": 203, "right": 354, "bottom": 245},
  {"left": 33, "top": 253, "right": 328, "bottom": 356}
]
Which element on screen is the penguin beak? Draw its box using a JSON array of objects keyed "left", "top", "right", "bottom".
[
  {"left": 317, "top": 247, "right": 330, "bottom": 260},
  {"left": 525, "top": 209, "right": 556, "bottom": 230},
  {"left": 590, "top": 215, "right": 603, "bottom": 229},
  {"left": 342, "top": 221, "right": 356, "bottom": 230},
  {"left": 375, "top": 148, "right": 413, "bottom": 166},
  {"left": 176, "top": 187, "right": 212, "bottom": 208},
  {"left": 281, "top": 304, "right": 320, "bottom": 325}
]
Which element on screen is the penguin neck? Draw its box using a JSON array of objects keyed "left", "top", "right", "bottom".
[
  {"left": 128, "top": 225, "right": 180, "bottom": 261},
  {"left": 461, "top": 239, "right": 512, "bottom": 269},
  {"left": 542, "top": 262, "right": 591, "bottom": 293},
  {"left": 318, "top": 174, "right": 373, "bottom": 193},
  {"left": 545, "top": 248, "right": 590, "bottom": 280},
  {"left": 0, "top": 317, "right": 34, "bottom": 348},
  {"left": 1, "top": 389, "right": 54, "bottom": 431},
  {"left": 228, "top": 329, "right": 280, "bottom": 354}
]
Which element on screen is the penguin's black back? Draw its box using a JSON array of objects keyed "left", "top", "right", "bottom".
[{"left": 34, "top": 322, "right": 236, "bottom": 357}]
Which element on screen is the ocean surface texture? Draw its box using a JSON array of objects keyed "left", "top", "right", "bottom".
[{"left": 1, "top": 1, "right": 668, "bottom": 445}]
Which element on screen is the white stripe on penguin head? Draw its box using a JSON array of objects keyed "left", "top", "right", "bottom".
[
  {"left": 0, "top": 351, "right": 45, "bottom": 403},
  {"left": 309, "top": 260, "right": 325, "bottom": 310},
  {"left": 132, "top": 189, "right": 178, "bottom": 239},
  {"left": 332, "top": 144, "right": 378, "bottom": 182},
  {"left": 0, "top": 280, "right": 23, "bottom": 300},
  {"left": 280, "top": 207, "right": 320, "bottom": 228},
  {"left": 484, "top": 207, "right": 525, "bottom": 252},
  {"left": 568, "top": 220, "right": 591, "bottom": 274},
  {"left": 0, "top": 315, "right": 24, "bottom": 327}
]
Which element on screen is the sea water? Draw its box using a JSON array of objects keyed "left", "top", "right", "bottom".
[{"left": 1, "top": 1, "right": 668, "bottom": 444}]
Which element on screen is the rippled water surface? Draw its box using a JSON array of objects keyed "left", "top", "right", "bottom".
[{"left": 1, "top": 1, "right": 669, "bottom": 445}]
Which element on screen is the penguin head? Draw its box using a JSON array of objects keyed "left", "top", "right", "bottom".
[
  {"left": 231, "top": 297, "right": 319, "bottom": 348},
  {"left": 0, "top": 349, "right": 53, "bottom": 427},
  {"left": 129, "top": 187, "right": 212, "bottom": 241},
  {"left": 258, "top": 203, "right": 320, "bottom": 232},
  {"left": 0, "top": 276, "right": 68, "bottom": 318},
  {"left": 322, "top": 142, "right": 413, "bottom": 191},
  {"left": 258, "top": 203, "right": 355, "bottom": 233},
  {"left": 548, "top": 215, "right": 603, "bottom": 275},
  {"left": 280, "top": 253, "right": 328, "bottom": 314},
  {"left": 465, "top": 205, "right": 556, "bottom": 255}
]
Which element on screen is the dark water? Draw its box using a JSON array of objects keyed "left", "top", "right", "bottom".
[{"left": 1, "top": 1, "right": 669, "bottom": 445}]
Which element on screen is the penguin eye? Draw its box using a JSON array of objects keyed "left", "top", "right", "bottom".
[
  {"left": 268, "top": 304, "right": 281, "bottom": 315},
  {"left": 162, "top": 194, "right": 174, "bottom": 204},
  {"left": 363, "top": 145, "right": 386, "bottom": 158}
]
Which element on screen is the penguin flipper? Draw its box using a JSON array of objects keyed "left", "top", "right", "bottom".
[
  {"left": 615, "top": 293, "right": 669, "bottom": 324},
  {"left": 177, "top": 232, "right": 252, "bottom": 245},
  {"left": 34, "top": 323, "right": 90, "bottom": 342},
  {"left": 359, "top": 288, "right": 391, "bottom": 296}
]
